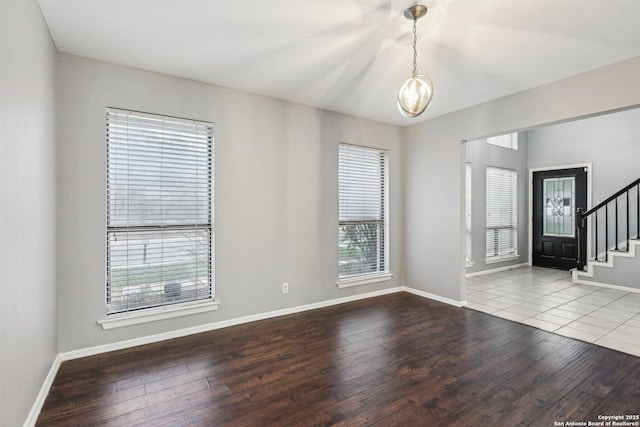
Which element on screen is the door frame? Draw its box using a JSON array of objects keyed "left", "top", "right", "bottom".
[{"left": 528, "top": 163, "right": 592, "bottom": 267}]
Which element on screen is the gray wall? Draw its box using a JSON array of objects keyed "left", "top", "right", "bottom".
[
  {"left": 465, "top": 134, "right": 529, "bottom": 274},
  {"left": 404, "top": 57, "right": 640, "bottom": 302},
  {"left": 0, "top": 1, "right": 58, "bottom": 425},
  {"left": 528, "top": 107, "right": 640, "bottom": 204},
  {"left": 528, "top": 106, "right": 640, "bottom": 265},
  {"left": 56, "top": 54, "right": 404, "bottom": 352},
  {"left": 578, "top": 250, "right": 640, "bottom": 290}
]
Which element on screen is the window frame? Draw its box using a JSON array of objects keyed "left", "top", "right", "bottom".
[
  {"left": 103, "top": 108, "right": 216, "bottom": 325},
  {"left": 486, "top": 132, "right": 518, "bottom": 150},
  {"left": 485, "top": 166, "right": 518, "bottom": 262},
  {"left": 337, "top": 143, "right": 391, "bottom": 288},
  {"left": 465, "top": 163, "right": 473, "bottom": 267}
]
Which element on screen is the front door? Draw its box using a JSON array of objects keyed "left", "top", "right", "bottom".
[{"left": 532, "top": 167, "right": 587, "bottom": 270}]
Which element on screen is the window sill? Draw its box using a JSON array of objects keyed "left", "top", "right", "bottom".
[
  {"left": 485, "top": 254, "right": 520, "bottom": 264},
  {"left": 98, "top": 300, "right": 220, "bottom": 330},
  {"left": 336, "top": 273, "right": 393, "bottom": 289}
]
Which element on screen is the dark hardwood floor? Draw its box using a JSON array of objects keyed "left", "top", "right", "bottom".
[{"left": 37, "top": 293, "right": 640, "bottom": 426}]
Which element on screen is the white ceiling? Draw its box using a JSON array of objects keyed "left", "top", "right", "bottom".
[{"left": 37, "top": 0, "right": 640, "bottom": 126}]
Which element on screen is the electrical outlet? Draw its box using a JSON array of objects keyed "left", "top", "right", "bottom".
[{"left": 282, "top": 282, "right": 289, "bottom": 294}]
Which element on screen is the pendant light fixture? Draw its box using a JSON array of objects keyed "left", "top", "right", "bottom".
[{"left": 397, "top": 4, "right": 434, "bottom": 118}]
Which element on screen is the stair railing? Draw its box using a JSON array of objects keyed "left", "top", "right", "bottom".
[{"left": 576, "top": 177, "right": 640, "bottom": 271}]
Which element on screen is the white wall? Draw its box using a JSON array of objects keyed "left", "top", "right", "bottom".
[
  {"left": 56, "top": 54, "right": 404, "bottom": 352},
  {"left": 404, "top": 57, "right": 640, "bottom": 302},
  {"left": 0, "top": 1, "right": 58, "bottom": 425}
]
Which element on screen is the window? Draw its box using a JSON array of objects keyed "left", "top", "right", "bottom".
[
  {"left": 338, "top": 143, "right": 389, "bottom": 283},
  {"left": 543, "top": 177, "right": 575, "bottom": 237},
  {"left": 106, "top": 108, "right": 214, "bottom": 314},
  {"left": 486, "top": 167, "right": 517, "bottom": 260},
  {"left": 465, "top": 163, "right": 472, "bottom": 264},
  {"left": 487, "top": 132, "right": 518, "bottom": 150}
]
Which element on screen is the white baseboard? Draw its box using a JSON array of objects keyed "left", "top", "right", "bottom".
[
  {"left": 571, "top": 239, "right": 640, "bottom": 293},
  {"left": 32, "top": 285, "right": 468, "bottom": 425},
  {"left": 465, "top": 263, "right": 529, "bottom": 278},
  {"left": 23, "top": 354, "right": 62, "bottom": 427},
  {"left": 571, "top": 278, "right": 640, "bottom": 294},
  {"left": 60, "top": 287, "right": 404, "bottom": 361},
  {"left": 402, "top": 286, "right": 467, "bottom": 307},
  {"left": 60, "top": 286, "right": 471, "bottom": 362}
]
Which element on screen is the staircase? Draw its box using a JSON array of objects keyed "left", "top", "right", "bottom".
[{"left": 572, "top": 178, "right": 640, "bottom": 291}]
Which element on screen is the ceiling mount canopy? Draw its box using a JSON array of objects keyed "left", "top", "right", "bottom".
[
  {"left": 403, "top": 4, "right": 427, "bottom": 20},
  {"left": 397, "top": 4, "right": 434, "bottom": 118}
]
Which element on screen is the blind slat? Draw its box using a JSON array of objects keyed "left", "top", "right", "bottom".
[
  {"left": 486, "top": 132, "right": 518, "bottom": 150},
  {"left": 466, "top": 163, "right": 472, "bottom": 262},
  {"left": 486, "top": 166, "right": 517, "bottom": 258},
  {"left": 106, "top": 108, "right": 214, "bottom": 314},
  {"left": 338, "top": 144, "right": 388, "bottom": 279}
]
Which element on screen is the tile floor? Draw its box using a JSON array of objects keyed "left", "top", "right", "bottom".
[{"left": 465, "top": 266, "right": 640, "bottom": 357}]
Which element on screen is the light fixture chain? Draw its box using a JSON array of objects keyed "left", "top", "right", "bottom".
[{"left": 412, "top": 18, "right": 418, "bottom": 76}]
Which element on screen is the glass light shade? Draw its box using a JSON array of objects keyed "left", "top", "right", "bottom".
[{"left": 397, "top": 74, "right": 434, "bottom": 118}]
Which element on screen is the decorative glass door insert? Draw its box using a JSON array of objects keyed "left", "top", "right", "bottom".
[{"left": 543, "top": 177, "right": 575, "bottom": 237}]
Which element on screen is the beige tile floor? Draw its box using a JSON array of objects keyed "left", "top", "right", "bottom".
[{"left": 465, "top": 266, "right": 640, "bottom": 357}]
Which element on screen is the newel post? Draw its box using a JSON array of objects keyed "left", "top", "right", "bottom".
[{"left": 576, "top": 207, "right": 586, "bottom": 271}]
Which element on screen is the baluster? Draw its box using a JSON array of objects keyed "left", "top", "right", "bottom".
[
  {"left": 615, "top": 198, "right": 618, "bottom": 251},
  {"left": 583, "top": 179, "right": 640, "bottom": 263},
  {"left": 605, "top": 205, "right": 608, "bottom": 262},
  {"left": 595, "top": 210, "right": 599, "bottom": 262},
  {"left": 627, "top": 190, "right": 630, "bottom": 250},
  {"left": 576, "top": 208, "right": 585, "bottom": 271}
]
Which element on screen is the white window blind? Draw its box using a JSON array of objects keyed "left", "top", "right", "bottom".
[
  {"left": 106, "top": 108, "right": 214, "bottom": 314},
  {"left": 338, "top": 144, "right": 388, "bottom": 279},
  {"left": 466, "top": 163, "right": 472, "bottom": 262},
  {"left": 486, "top": 167, "right": 517, "bottom": 259},
  {"left": 487, "top": 132, "right": 518, "bottom": 150}
]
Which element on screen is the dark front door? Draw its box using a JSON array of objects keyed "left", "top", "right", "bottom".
[{"left": 532, "top": 167, "right": 587, "bottom": 270}]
